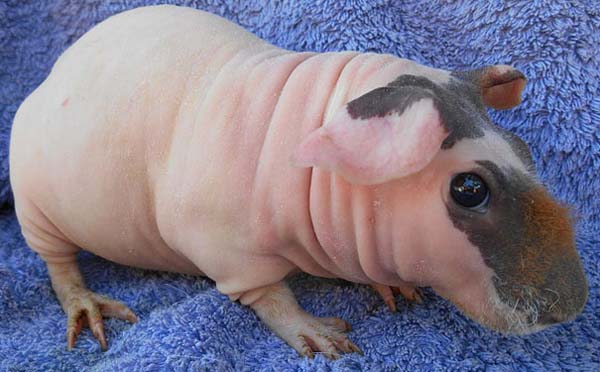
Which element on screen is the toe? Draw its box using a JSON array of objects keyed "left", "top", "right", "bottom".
[
  {"left": 332, "top": 337, "right": 363, "bottom": 355},
  {"left": 412, "top": 288, "right": 424, "bottom": 304},
  {"left": 384, "top": 297, "right": 397, "bottom": 312},
  {"left": 371, "top": 284, "right": 397, "bottom": 312},
  {"left": 326, "top": 328, "right": 362, "bottom": 355},
  {"left": 95, "top": 295, "right": 139, "bottom": 323},
  {"left": 66, "top": 306, "right": 84, "bottom": 350},
  {"left": 84, "top": 303, "right": 107, "bottom": 351},
  {"left": 392, "top": 284, "right": 423, "bottom": 304},
  {"left": 67, "top": 329, "right": 76, "bottom": 350},
  {"left": 291, "top": 335, "right": 314, "bottom": 358},
  {"left": 92, "top": 324, "right": 108, "bottom": 352},
  {"left": 332, "top": 337, "right": 356, "bottom": 354},
  {"left": 319, "top": 317, "right": 352, "bottom": 332},
  {"left": 305, "top": 333, "right": 340, "bottom": 360}
]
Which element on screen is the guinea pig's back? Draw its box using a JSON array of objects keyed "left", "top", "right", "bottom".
[{"left": 8, "top": 5, "right": 272, "bottom": 272}]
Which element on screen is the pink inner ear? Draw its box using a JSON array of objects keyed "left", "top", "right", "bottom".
[{"left": 292, "top": 98, "right": 448, "bottom": 185}]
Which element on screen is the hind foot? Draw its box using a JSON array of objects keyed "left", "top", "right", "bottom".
[
  {"left": 46, "top": 260, "right": 137, "bottom": 351},
  {"left": 63, "top": 287, "right": 138, "bottom": 350}
]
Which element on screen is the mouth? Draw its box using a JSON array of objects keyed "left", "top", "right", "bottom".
[
  {"left": 444, "top": 279, "right": 568, "bottom": 335},
  {"left": 460, "top": 278, "right": 587, "bottom": 335},
  {"left": 484, "top": 284, "right": 552, "bottom": 335}
]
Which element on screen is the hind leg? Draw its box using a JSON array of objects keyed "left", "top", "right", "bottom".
[
  {"left": 47, "top": 260, "right": 138, "bottom": 350},
  {"left": 17, "top": 202, "right": 137, "bottom": 350}
]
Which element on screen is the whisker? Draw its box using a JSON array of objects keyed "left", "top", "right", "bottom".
[{"left": 544, "top": 288, "right": 560, "bottom": 312}]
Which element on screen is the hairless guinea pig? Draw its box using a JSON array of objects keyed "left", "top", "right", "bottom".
[{"left": 9, "top": 5, "right": 588, "bottom": 358}]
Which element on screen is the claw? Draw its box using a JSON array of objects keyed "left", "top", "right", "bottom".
[
  {"left": 372, "top": 282, "right": 423, "bottom": 312},
  {"left": 91, "top": 324, "right": 107, "bottom": 351},
  {"left": 384, "top": 298, "right": 397, "bottom": 312},
  {"left": 334, "top": 338, "right": 362, "bottom": 354},
  {"left": 325, "top": 351, "right": 340, "bottom": 360},
  {"left": 412, "top": 288, "right": 424, "bottom": 304},
  {"left": 123, "top": 309, "right": 139, "bottom": 323},
  {"left": 298, "top": 335, "right": 314, "bottom": 358},
  {"left": 392, "top": 285, "right": 423, "bottom": 304},
  {"left": 67, "top": 329, "right": 77, "bottom": 351},
  {"left": 371, "top": 284, "right": 397, "bottom": 312},
  {"left": 348, "top": 341, "right": 363, "bottom": 355}
]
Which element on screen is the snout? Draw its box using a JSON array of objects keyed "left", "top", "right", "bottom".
[
  {"left": 492, "top": 187, "right": 589, "bottom": 333},
  {"left": 439, "top": 182, "right": 588, "bottom": 335},
  {"left": 491, "top": 253, "right": 588, "bottom": 334},
  {"left": 432, "top": 252, "right": 588, "bottom": 335}
]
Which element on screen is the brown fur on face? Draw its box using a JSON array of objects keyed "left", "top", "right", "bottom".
[
  {"left": 517, "top": 188, "right": 575, "bottom": 287},
  {"left": 496, "top": 187, "right": 587, "bottom": 327}
]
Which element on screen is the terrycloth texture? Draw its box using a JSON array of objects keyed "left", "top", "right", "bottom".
[{"left": 1, "top": 0, "right": 599, "bottom": 370}]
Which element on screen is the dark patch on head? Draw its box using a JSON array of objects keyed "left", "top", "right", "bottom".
[
  {"left": 446, "top": 161, "right": 587, "bottom": 324},
  {"left": 344, "top": 71, "right": 536, "bottom": 169},
  {"left": 345, "top": 84, "right": 436, "bottom": 120},
  {"left": 345, "top": 75, "right": 489, "bottom": 149}
]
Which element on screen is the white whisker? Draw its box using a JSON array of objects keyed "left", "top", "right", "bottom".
[{"left": 544, "top": 288, "right": 560, "bottom": 312}]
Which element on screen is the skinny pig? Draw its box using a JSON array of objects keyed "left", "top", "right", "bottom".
[{"left": 9, "top": 5, "right": 588, "bottom": 358}]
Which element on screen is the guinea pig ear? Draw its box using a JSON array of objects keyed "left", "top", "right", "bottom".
[
  {"left": 292, "top": 87, "right": 449, "bottom": 185},
  {"left": 456, "top": 65, "right": 527, "bottom": 110}
]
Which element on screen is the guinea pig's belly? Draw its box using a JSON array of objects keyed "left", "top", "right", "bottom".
[
  {"left": 65, "top": 217, "right": 202, "bottom": 276},
  {"left": 32, "top": 145, "right": 202, "bottom": 276}
]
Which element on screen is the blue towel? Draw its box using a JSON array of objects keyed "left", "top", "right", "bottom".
[{"left": 0, "top": 1, "right": 598, "bottom": 370}]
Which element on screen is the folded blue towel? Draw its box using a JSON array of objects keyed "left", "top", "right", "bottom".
[{"left": 0, "top": 1, "right": 598, "bottom": 370}]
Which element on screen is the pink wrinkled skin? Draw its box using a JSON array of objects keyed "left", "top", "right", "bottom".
[
  {"left": 11, "top": 6, "right": 474, "bottom": 294},
  {"left": 11, "top": 5, "right": 574, "bottom": 357}
]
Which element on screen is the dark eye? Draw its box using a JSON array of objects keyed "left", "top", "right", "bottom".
[{"left": 450, "top": 173, "right": 490, "bottom": 209}]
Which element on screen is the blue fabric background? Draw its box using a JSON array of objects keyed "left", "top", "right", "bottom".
[{"left": 1, "top": 0, "right": 598, "bottom": 370}]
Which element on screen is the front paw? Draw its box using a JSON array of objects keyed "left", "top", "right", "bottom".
[
  {"left": 276, "top": 314, "right": 361, "bottom": 359},
  {"left": 246, "top": 282, "right": 362, "bottom": 359},
  {"left": 371, "top": 282, "right": 423, "bottom": 312}
]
